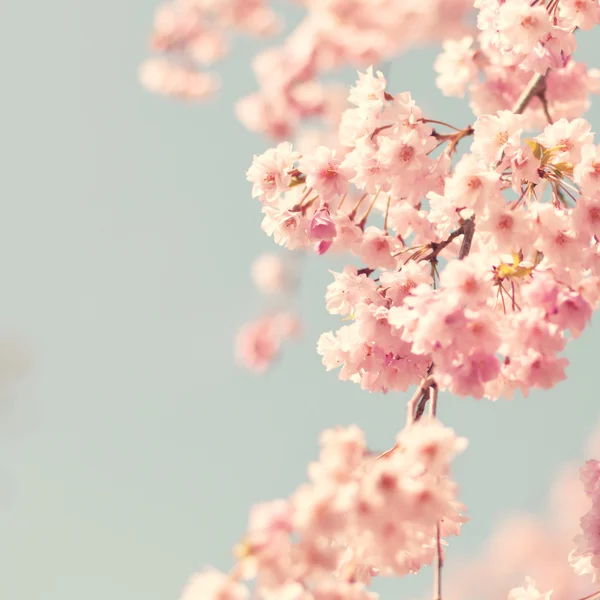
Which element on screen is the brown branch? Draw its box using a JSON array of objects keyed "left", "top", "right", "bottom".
[
  {"left": 538, "top": 90, "right": 553, "bottom": 124},
  {"left": 433, "top": 522, "right": 443, "bottom": 600},
  {"left": 414, "top": 391, "right": 429, "bottom": 421},
  {"left": 406, "top": 374, "right": 435, "bottom": 425},
  {"left": 428, "top": 384, "right": 439, "bottom": 418},
  {"left": 424, "top": 226, "right": 465, "bottom": 262},
  {"left": 458, "top": 217, "right": 475, "bottom": 260},
  {"left": 512, "top": 72, "right": 546, "bottom": 115},
  {"left": 429, "top": 385, "right": 442, "bottom": 600},
  {"left": 422, "top": 215, "right": 476, "bottom": 265}
]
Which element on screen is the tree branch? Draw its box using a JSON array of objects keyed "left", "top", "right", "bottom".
[
  {"left": 406, "top": 375, "right": 435, "bottom": 424},
  {"left": 512, "top": 72, "right": 546, "bottom": 115},
  {"left": 458, "top": 217, "right": 475, "bottom": 260},
  {"left": 433, "top": 522, "right": 443, "bottom": 600}
]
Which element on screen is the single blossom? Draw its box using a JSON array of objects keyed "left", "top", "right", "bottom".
[{"left": 309, "top": 205, "right": 337, "bottom": 241}]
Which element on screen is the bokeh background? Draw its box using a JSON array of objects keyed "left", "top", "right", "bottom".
[{"left": 1, "top": 2, "right": 599, "bottom": 599}]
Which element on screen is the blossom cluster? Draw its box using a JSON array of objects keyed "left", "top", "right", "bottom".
[
  {"left": 235, "top": 254, "right": 301, "bottom": 373},
  {"left": 248, "top": 66, "right": 600, "bottom": 399},
  {"left": 141, "top": 0, "right": 473, "bottom": 137},
  {"left": 140, "top": 0, "right": 279, "bottom": 100},
  {"left": 435, "top": 1, "right": 600, "bottom": 127},
  {"left": 234, "top": 0, "right": 473, "bottom": 139},
  {"left": 182, "top": 419, "right": 467, "bottom": 599}
]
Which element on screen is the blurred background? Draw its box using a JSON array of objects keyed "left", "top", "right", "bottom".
[{"left": 1, "top": 1, "right": 599, "bottom": 599}]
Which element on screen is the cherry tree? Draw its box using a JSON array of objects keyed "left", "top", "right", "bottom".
[{"left": 141, "top": 1, "right": 600, "bottom": 599}]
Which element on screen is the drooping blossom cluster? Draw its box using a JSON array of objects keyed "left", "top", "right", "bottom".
[
  {"left": 141, "top": 0, "right": 473, "bottom": 137},
  {"left": 182, "top": 419, "right": 467, "bottom": 599},
  {"left": 435, "top": 0, "right": 600, "bottom": 127},
  {"left": 248, "top": 66, "right": 600, "bottom": 399},
  {"left": 233, "top": 0, "right": 473, "bottom": 139},
  {"left": 140, "top": 0, "right": 280, "bottom": 100},
  {"left": 570, "top": 459, "right": 600, "bottom": 581},
  {"left": 235, "top": 253, "right": 301, "bottom": 373}
]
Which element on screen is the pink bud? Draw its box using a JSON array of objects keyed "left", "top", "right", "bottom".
[
  {"left": 309, "top": 206, "right": 337, "bottom": 241},
  {"left": 315, "top": 240, "right": 333, "bottom": 255}
]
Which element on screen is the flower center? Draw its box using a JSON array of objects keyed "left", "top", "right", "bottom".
[
  {"left": 399, "top": 145, "right": 415, "bottom": 162},
  {"left": 467, "top": 176, "right": 482, "bottom": 189},
  {"left": 498, "top": 214, "right": 514, "bottom": 230},
  {"left": 558, "top": 138, "right": 574, "bottom": 152},
  {"left": 589, "top": 207, "right": 600, "bottom": 223}
]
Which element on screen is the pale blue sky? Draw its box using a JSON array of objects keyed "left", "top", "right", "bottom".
[{"left": 0, "top": 2, "right": 599, "bottom": 600}]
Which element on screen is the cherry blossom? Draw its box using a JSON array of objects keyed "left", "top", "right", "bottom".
[{"left": 186, "top": 420, "right": 467, "bottom": 598}]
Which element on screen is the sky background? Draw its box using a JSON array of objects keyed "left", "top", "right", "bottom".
[{"left": 1, "top": 2, "right": 600, "bottom": 599}]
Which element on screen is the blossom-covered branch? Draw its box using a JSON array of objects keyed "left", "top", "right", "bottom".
[{"left": 153, "top": 0, "right": 600, "bottom": 599}]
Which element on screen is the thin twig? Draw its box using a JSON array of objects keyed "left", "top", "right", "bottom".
[
  {"left": 406, "top": 375, "right": 435, "bottom": 425},
  {"left": 415, "top": 391, "right": 429, "bottom": 421},
  {"left": 424, "top": 118, "right": 462, "bottom": 132},
  {"left": 433, "top": 522, "right": 443, "bottom": 600},
  {"left": 347, "top": 193, "right": 368, "bottom": 220},
  {"left": 538, "top": 91, "right": 553, "bottom": 124},
  {"left": 357, "top": 188, "right": 382, "bottom": 227},
  {"left": 383, "top": 196, "right": 391, "bottom": 234},
  {"left": 428, "top": 384, "right": 439, "bottom": 418},
  {"left": 422, "top": 226, "right": 465, "bottom": 262},
  {"left": 429, "top": 384, "right": 442, "bottom": 600}
]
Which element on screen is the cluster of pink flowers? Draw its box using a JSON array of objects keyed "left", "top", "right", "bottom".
[
  {"left": 182, "top": 419, "right": 467, "bottom": 599},
  {"left": 140, "top": 0, "right": 280, "bottom": 100},
  {"left": 141, "top": 0, "right": 474, "bottom": 137},
  {"left": 234, "top": 0, "right": 473, "bottom": 139},
  {"left": 235, "top": 254, "right": 301, "bottom": 373},
  {"left": 248, "top": 66, "right": 600, "bottom": 399},
  {"left": 570, "top": 459, "right": 600, "bottom": 581},
  {"left": 435, "top": 0, "right": 600, "bottom": 127}
]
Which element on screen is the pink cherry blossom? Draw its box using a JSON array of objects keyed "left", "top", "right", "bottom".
[
  {"left": 537, "top": 118, "right": 594, "bottom": 164},
  {"left": 497, "top": 1, "right": 552, "bottom": 55},
  {"left": 309, "top": 205, "right": 337, "bottom": 241},
  {"left": 235, "top": 312, "right": 300, "bottom": 373},
  {"left": 434, "top": 37, "right": 478, "bottom": 97},
  {"left": 471, "top": 110, "right": 525, "bottom": 165},
  {"left": 359, "top": 228, "right": 397, "bottom": 270},
  {"left": 247, "top": 142, "right": 299, "bottom": 203},
  {"left": 299, "top": 147, "right": 353, "bottom": 202}
]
